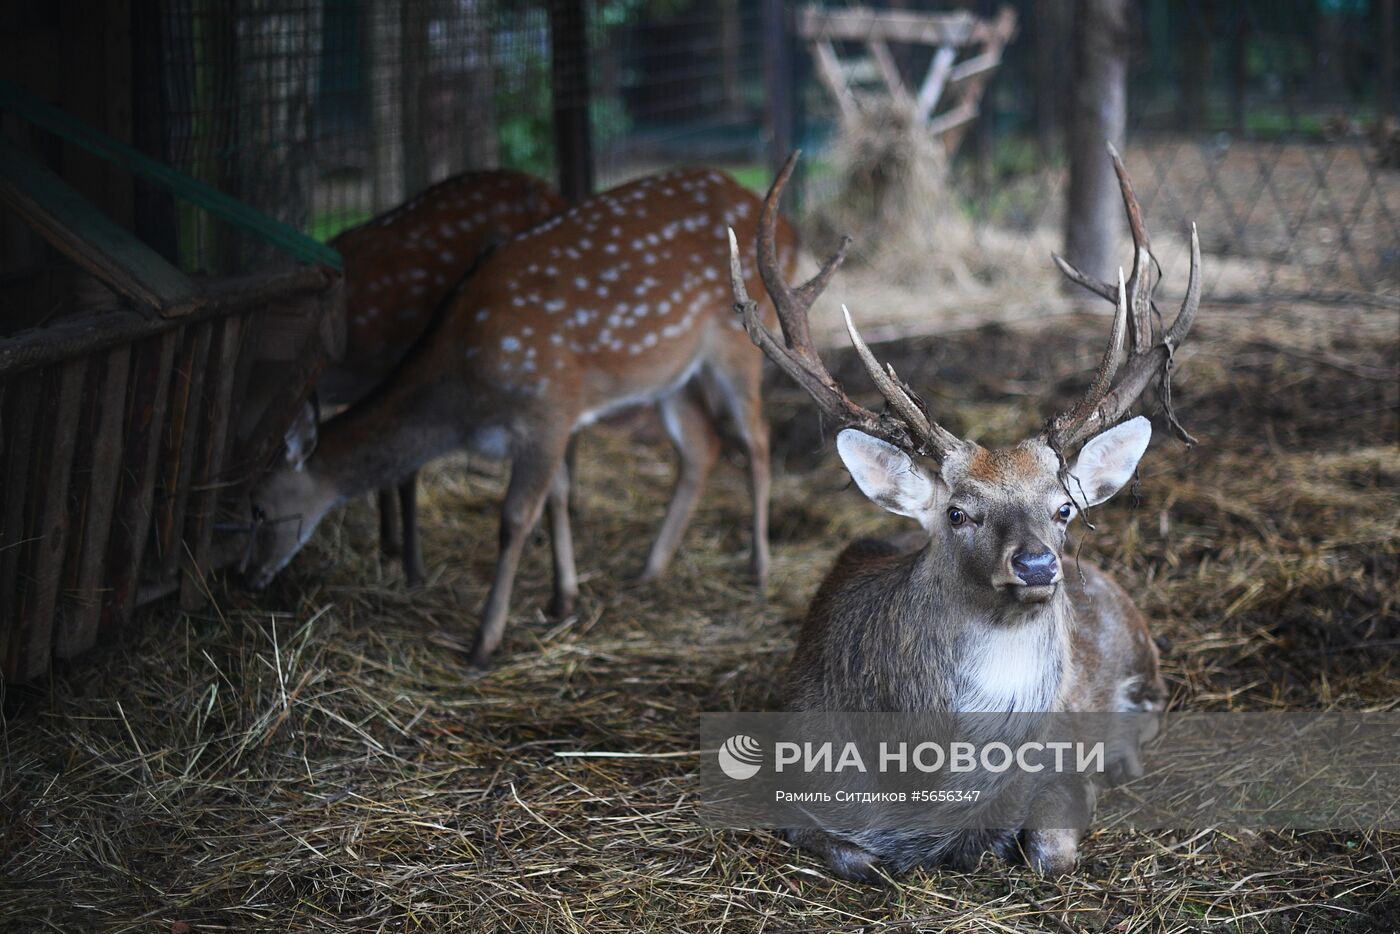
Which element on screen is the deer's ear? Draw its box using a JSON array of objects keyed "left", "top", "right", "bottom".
[
  {"left": 282, "top": 400, "right": 319, "bottom": 472},
  {"left": 1070, "top": 416, "right": 1151, "bottom": 507},
  {"left": 837, "top": 429, "right": 937, "bottom": 524}
]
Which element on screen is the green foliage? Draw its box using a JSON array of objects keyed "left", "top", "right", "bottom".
[{"left": 308, "top": 209, "right": 371, "bottom": 244}]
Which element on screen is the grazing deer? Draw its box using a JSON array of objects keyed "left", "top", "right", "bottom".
[
  {"left": 315, "top": 170, "right": 569, "bottom": 583},
  {"left": 248, "top": 168, "right": 797, "bottom": 666},
  {"left": 728, "top": 148, "right": 1195, "bottom": 880}
]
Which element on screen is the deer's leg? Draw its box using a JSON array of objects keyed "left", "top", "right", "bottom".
[
  {"left": 398, "top": 471, "right": 424, "bottom": 586},
  {"left": 642, "top": 384, "right": 721, "bottom": 581},
  {"left": 786, "top": 828, "right": 884, "bottom": 884},
  {"left": 470, "top": 430, "right": 571, "bottom": 668},
  {"left": 709, "top": 362, "right": 771, "bottom": 587},
  {"left": 545, "top": 444, "right": 579, "bottom": 619},
  {"left": 1021, "top": 774, "right": 1094, "bottom": 874},
  {"left": 378, "top": 487, "right": 401, "bottom": 557}
]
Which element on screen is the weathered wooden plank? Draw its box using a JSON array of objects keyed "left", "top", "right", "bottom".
[
  {"left": 56, "top": 356, "right": 105, "bottom": 620},
  {"left": 100, "top": 330, "right": 177, "bottom": 635},
  {"left": 0, "top": 77, "right": 342, "bottom": 271},
  {"left": 180, "top": 315, "right": 244, "bottom": 611},
  {"left": 0, "top": 373, "right": 41, "bottom": 681},
  {"left": 155, "top": 323, "right": 214, "bottom": 584},
  {"left": 0, "top": 137, "right": 204, "bottom": 317},
  {"left": 810, "top": 39, "right": 859, "bottom": 123},
  {"left": 12, "top": 360, "right": 85, "bottom": 681},
  {"left": 927, "top": 100, "right": 980, "bottom": 140},
  {"left": 948, "top": 49, "right": 1002, "bottom": 87},
  {"left": 57, "top": 344, "right": 130, "bottom": 657},
  {"left": 915, "top": 44, "right": 958, "bottom": 124},
  {"left": 0, "top": 265, "right": 336, "bottom": 380},
  {"left": 798, "top": 7, "right": 976, "bottom": 45},
  {"left": 867, "top": 39, "right": 911, "bottom": 107}
]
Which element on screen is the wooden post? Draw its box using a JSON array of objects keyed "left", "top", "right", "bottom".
[
  {"left": 101, "top": 330, "right": 177, "bottom": 635},
  {"left": 762, "top": 0, "right": 794, "bottom": 180},
  {"left": 550, "top": 0, "right": 594, "bottom": 202},
  {"left": 57, "top": 345, "right": 130, "bottom": 657},
  {"left": 1064, "top": 0, "right": 1128, "bottom": 285}
]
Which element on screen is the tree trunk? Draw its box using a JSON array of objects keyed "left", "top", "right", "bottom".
[
  {"left": 1179, "top": 1, "right": 1211, "bottom": 131},
  {"left": 1033, "top": 0, "right": 1070, "bottom": 160},
  {"left": 1064, "top": 0, "right": 1128, "bottom": 286}
]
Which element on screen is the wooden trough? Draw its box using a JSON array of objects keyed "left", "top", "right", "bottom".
[
  {"left": 0, "top": 93, "right": 343, "bottom": 685},
  {"left": 799, "top": 4, "right": 1017, "bottom": 155}
]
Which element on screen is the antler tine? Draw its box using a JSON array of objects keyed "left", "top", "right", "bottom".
[
  {"left": 1045, "top": 268, "right": 1128, "bottom": 444},
  {"left": 757, "top": 151, "right": 821, "bottom": 360},
  {"left": 842, "top": 305, "right": 962, "bottom": 460},
  {"left": 729, "top": 151, "right": 962, "bottom": 457},
  {"left": 727, "top": 226, "right": 891, "bottom": 443},
  {"left": 1107, "top": 141, "right": 1155, "bottom": 354},
  {"left": 1051, "top": 142, "right": 1155, "bottom": 325},
  {"left": 1046, "top": 142, "right": 1201, "bottom": 451}
]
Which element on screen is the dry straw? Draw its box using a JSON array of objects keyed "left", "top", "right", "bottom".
[{"left": 1, "top": 286, "right": 1397, "bottom": 929}]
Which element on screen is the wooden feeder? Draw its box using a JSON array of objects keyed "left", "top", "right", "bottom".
[
  {"left": 799, "top": 4, "right": 1018, "bottom": 155},
  {"left": 0, "top": 88, "right": 343, "bottom": 685}
]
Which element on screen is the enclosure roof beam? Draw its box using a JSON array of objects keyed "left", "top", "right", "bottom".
[
  {"left": 0, "top": 137, "right": 204, "bottom": 317},
  {"left": 0, "top": 78, "right": 343, "bottom": 272}
]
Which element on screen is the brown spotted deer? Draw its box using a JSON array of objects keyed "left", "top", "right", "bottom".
[
  {"left": 314, "top": 170, "right": 569, "bottom": 583},
  {"left": 247, "top": 167, "right": 797, "bottom": 666},
  {"left": 728, "top": 149, "right": 1195, "bottom": 880}
]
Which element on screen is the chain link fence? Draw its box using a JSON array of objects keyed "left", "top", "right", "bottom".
[{"left": 139, "top": 0, "right": 1398, "bottom": 304}]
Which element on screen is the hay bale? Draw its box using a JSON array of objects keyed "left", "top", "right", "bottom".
[{"left": 803, "top": 101, "right": 1064, "bottom": 339}]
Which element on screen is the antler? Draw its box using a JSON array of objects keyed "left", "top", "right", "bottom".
[
  {"left": 1047, "top": 141, "right": 1202, "bottom": 450},
  {"left": 728, "top": 151, "right": 963, "bottom": 460}
]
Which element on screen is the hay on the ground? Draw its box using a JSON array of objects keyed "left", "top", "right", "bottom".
[{"left": 1, "top": 299, "right": 1397, "bottom": 931}]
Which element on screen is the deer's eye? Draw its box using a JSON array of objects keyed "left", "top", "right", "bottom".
[
  {"left": 948, "top": 507, "right": 968, "bottom": 528},
  {"left": 1056, "top": 503, "right": 1073, "bottom": 521}
]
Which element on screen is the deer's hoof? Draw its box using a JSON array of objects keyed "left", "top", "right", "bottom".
[{"left": 548, "top": 591, "right": 577, "bottom": 619}]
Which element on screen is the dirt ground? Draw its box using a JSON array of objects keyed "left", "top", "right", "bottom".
[{"left": 1, "top": 295, "right": 1397, "bottom": 930}]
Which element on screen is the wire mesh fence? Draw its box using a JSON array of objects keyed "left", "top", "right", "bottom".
[{"left": 138, "top": 0, "right": 1398, "bottom": 304}]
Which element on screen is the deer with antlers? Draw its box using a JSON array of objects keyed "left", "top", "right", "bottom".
[
  {"left": 728, "top": 147, "right": 1197, "bottom": 879},
  {"left": 246, "top": 168, "right": 797, "bottom": 666}
]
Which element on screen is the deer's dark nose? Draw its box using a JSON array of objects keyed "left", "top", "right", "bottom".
[{"left": 1012, "top": 549, "right": 1058, "bottom": 586}]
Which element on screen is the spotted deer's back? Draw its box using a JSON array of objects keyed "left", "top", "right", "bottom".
[
  {"left": 333, "top": 171, "right": 567, "bottom": 381},
  {"left": 448, "top": 168, "right": 797, "bottom": 415}
]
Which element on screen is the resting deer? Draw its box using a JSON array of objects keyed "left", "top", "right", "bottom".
[
  {"left": 248, "top": 168, "right": 797, "bottom": 666},
  {"left": 319, "top": 170, "right": 569, "bottom": 583},
  {"left": 728, "top": 148, "right": 1195, "bottom": 880}
]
